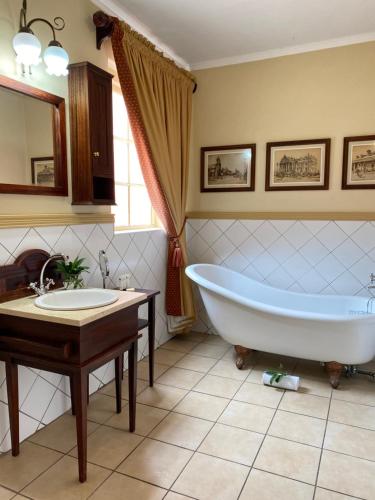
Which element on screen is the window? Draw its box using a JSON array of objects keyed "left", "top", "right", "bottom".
[{"left": 112, "top": 83, "right": 155, "bottom": 230}]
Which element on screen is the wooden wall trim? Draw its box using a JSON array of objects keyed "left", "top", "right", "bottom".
[
  {"left": 0, "top": 213, "right": 114, "bottom": 229},
  {"left": 186, "top": 211, "right": 375, "bottom": 221}
]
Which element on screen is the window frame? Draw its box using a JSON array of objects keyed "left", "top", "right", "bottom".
[{"left": 112, "top": 82, "right": 157, "bottom": 232}]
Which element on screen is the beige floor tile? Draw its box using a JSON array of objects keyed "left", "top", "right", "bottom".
[
  {"left": 279, "top": 392, "right": 329, "bottom": 419},
  {"left": 199, "top": 423, "right": 263, "bottom": 466},
  {"left": 332, "top": 377, "right": 375, "bottom": 406},
  {"left": 202, "top": 335, "right": 230, "bottom": 346},
  {"left": 246, "top": 364, "right": 273, "bottom": 384},
  {"left": 174, "top": 391, "right": 229, "bottom": 421},
  {"left": 0, "top": 442, "right": 62, "bottom": 492},
  {"left": 117, "top": 438, "right": 192, "bottom": 488},
  {"left": 329, "top": 399, "right": 375, "bottom": 430},
  {"left": 87, "top": 393, "right": 126, "bottom": 424},
  {"left": 314, "top": 488, "right": 358, "bottom": 499},
  {"left": 149, "top": 412, "right": 213, "bottom": 450},
  {"left": 136, "top": 360, "right": 169, "bottom": 381},
  {"left": 99, "top": 377, "right": 148, "bottom": 399},
  {"left": 209, "top": 360, "right": 249, "bottom": 381},
  {"left": 162, "top": 339, "right": 198, "bottom": 353},
  {"left": 22, "top": 455, "right": 110, "bottom": 500},
  {"left": 29, "top": 414, "right": 98, "bottom": 453},
  {"left": 239, "top": 468, "right": 314, "bottom": 500},
  {"left": 0, "top": 486, "right": 16, "bottom": 500},
  {"left": 298, "top": 376, "right": 333, "bottom": 398},
  {"left": 177, "top": 331, "right": 208, "bottom": 342},
  {"left": 137, "top": 384, "right": 188, "bottom": 410},
  {"left": 269, "top": 410, "right": 326, "bottom": 447},
  {"left": 234, "top": 382, "right": 284, "bottom": 408},
  {"left": 318, "top": 449, "right": 375, "bottom": 498},
  {"left": 175, "top": 354, "right": 217, "bottom": 372},
  {"left": 106, "top": 403, "right": 168, "bottom": 436},
  {"left": 193, "top": 374, "right": 242, "bottom": 398},
  {"left": 70, "top": 425, "right": 142, "bottom": 469},
  {"left": 90, "top": 472, "right": 166, "bottom": 500},
  {"left": 191, "top": 343, "right": 230, "bottom": 359},
  {"left": 157, "top": 367, "right": 204, "bottom": 390},
  {"left": 219, "top": 400, "right": 275, "bottom": 434},
  {"left": 165, "top": 493, "right": 192, "bottom": 500},
  {"left": 173, "top": 452, "right": 249, "bottom": 500},
  {"left": 324, "top": 421, "right": 375, "bottom": 461},
  {"left": 254, "top": 435, "right": 321, "bottom": 484},
  {"left": 153, "top": 348, "right": 185, "bottom": 366}
]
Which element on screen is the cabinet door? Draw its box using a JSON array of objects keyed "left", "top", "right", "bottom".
[{"left": 89, "top": 70, "right": 114, "bottom": 178}]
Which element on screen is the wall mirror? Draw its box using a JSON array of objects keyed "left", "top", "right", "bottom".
[{"left": 0, "top": 75, "right": 67, "bottom": 196}]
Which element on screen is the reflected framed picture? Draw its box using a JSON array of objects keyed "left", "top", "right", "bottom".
[
  {"left": 31, "top": 157, "right": 55, "bottom": 187},
  {"left": 342, "top": 135, "right": 375, "bottom": 189},
  {"left": 200, "top": 144, "right": 256, "bottom": 192},
  {"left": 265, "top": 139, "right": 330, "bottom": 191}
]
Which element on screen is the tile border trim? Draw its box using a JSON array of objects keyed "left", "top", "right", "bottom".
[
  {"left": 0, "top": 213, "right": 115, "bottom": 229},
  {"left": 186, "top": 211, "right": 375, "bottom": 221}
]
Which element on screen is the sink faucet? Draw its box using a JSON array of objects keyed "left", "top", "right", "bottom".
[
  {"left": 29, "top": 253, "right": 68, "bottom": 296},
  {"left": 367, "top": 273, "right": 375, "bottom": 313}
]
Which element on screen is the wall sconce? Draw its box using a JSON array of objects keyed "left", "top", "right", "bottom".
[{"left": 12, "top": 0, "right": 69, "bottom": 76}]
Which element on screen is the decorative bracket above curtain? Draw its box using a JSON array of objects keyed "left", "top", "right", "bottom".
[{"left": 92, "top": 11, "right": 197, "bottom": 93}]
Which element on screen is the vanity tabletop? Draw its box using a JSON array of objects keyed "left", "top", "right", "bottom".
[{"left": 0, "top": 290, "right": 147, "bottom": 327}]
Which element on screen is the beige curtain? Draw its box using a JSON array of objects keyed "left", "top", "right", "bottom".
[{"left": 111, "top": 20, "right": 195, "bottom": 333}]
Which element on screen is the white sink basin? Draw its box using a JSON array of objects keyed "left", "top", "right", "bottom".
[{"left": 35, "top": 288, "right": 119, "bottom": 311}]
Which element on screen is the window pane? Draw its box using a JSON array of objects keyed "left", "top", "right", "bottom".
[
  {"left": 130, "top": 185, "right": 152, "bottom": 226},
  {"left": 129, "top": 143, "right": 145, "bottom": 185},
  {"left": 113, "top": 184, "right": 129, "bottom": 227},
  {"left": 112, "top": 91, "right": 128, "bottom": 139},
  {"left": 114, "top": 139, "right": 128, "bottom": 184}
]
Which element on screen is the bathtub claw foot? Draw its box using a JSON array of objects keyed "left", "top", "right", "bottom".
[
  {"left": 234, "top": 345, "right": 252, "bottom": 370},
  {"left": 326, "top": 361, "right": 343, "bottom": 389}
]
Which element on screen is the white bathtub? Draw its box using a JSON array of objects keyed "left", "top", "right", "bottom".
[{"left": 186, "top": 264, "right": 375, "bottom": 365}]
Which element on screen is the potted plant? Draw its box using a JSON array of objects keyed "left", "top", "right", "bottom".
[{"left": 56, "top": 256, "right": 89, "bottom": 290}]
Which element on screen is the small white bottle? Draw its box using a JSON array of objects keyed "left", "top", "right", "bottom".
[{"left": 118, "top": 273, "right": 131, "bottom": 291}]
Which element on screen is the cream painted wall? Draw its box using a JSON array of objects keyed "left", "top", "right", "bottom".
[
  {"left": 0, "top": 0, "right": 111, "bottom": 214},
  {"left": 188, "top": 42, "right": 375, "bottom": 213}
]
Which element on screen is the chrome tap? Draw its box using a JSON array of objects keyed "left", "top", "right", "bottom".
[
  {"left": 367, "top": 273, "right": 375, "bottom": 313},
  {"left": 29, "top": 253, "right": 67, "bottom": 296}
]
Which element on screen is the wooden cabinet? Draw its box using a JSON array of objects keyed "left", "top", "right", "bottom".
[{"left": 68, "top": 61, "right": 115, "bottom": 205}]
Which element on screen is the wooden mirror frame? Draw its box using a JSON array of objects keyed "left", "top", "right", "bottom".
[{"left": 0, "top": 75, "right": 68, "bottom": 196}]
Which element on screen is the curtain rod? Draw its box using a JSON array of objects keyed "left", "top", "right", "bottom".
[{"left": 92, "top": 11, "right": 197, "bottom": 93}]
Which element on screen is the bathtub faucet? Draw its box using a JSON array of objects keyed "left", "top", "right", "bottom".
[{"left": 367, "top": 273, "right": 375, "bottom": 313}]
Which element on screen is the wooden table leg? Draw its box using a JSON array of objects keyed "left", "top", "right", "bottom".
[
  {"left": 115, "top": 355, "right": 123, "bottom": 414},
  {"left": 73, "top": 369, "right": 88, "bottom": 483},
  {"left": 148, "top": 296, "right": 156, "bottom": 387},
  {"left": 69, "top": 376, "right": 76, "bottom": 416},
  {"left": 128, "top": 340, "right": 138, "bottom": 432},
  {"left": 5, "top": 361, "right": 19, "bottom": 456}
]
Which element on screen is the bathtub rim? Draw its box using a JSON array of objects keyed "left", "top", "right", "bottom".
[{"left": 186, "top": 263, "right": 374, "bottom": 324}]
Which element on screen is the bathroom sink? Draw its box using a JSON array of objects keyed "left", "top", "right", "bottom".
[{"left": 35, "top": 288, "right": 119, "bottom": 311}]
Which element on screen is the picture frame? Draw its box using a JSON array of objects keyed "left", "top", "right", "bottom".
[
  {"left": 265, "top": 139, "right": 331, "bottom": 191},
  {"left": 342, "top": 135, "right": 375, "bottom": 189},
  {"left": 31, "top": 157, "right": 55, "bottom": 187},
  {"left": 200, "top": 144, "right": 256, "bottom": 192}
]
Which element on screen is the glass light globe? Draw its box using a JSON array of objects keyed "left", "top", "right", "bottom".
[
  {"left": 12, "top": 31, "right": 42, "bottom": 66},
  {"left": 43, "top": 44, "right": 69, "bottom": 76}
]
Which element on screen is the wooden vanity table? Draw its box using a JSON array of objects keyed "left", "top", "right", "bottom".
[{"left": 0, "top": 250, "right": 148, "bottom": 483}]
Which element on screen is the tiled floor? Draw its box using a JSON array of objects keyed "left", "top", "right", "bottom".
[{"left": 1, "top": 333, "right": 375, "bottom": 499}]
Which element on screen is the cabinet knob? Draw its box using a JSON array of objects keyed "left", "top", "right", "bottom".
[{"left": 93, "top": 151, "right": 100, "bottom": 157}]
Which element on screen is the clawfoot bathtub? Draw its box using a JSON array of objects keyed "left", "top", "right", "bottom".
[{"left": 186, "top": 264, "right": 375, "bottom": 388}]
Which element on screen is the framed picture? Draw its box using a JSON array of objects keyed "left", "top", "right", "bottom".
[
  {"left": 265, "top": 139, "right": 331, "bottom": 191},
  {"left": 200, "top": 144, "right": 256, "bottom": 192},
  {"left": 31, "top": 157, "right": 55, "bottom": 187},
  {"left": 342, "top": 135, "right": 375, "bottom": 189}
]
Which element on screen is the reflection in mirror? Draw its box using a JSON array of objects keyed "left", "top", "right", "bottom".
[{"left": 0, "top": 86, "right": 55, "bottom": 187}]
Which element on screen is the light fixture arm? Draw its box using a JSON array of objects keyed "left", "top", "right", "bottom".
[{"left": 26, "top": 17, "right": 66, "bottom": 43}]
